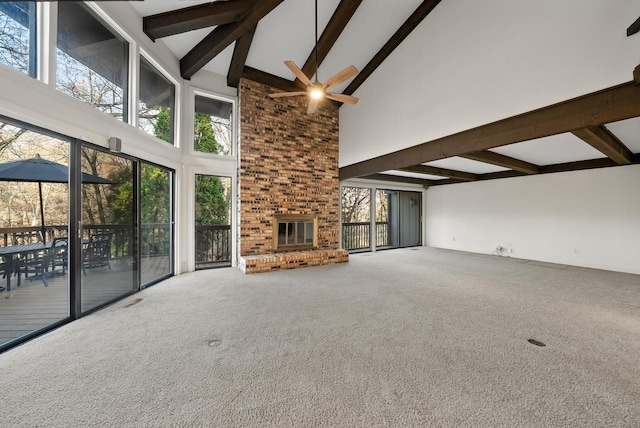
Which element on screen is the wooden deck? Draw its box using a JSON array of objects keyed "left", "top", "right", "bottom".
[{"left": 0, "top": 256, "right": 170, "bottom": 346}]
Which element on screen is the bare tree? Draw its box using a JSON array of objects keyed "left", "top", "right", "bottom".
[{"left": 341, "top": 187, "right": 371, "bottom": 223}]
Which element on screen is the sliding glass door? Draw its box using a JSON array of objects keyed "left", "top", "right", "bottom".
[
  {"left": 80, "top": 147, "right": 136, "bottom": 312},
  {"left": 140, "top": 162, "right": 172, "bottom": 285},
  {"left": 342, "top": 186, "right": 422, "bottom": 252},
  {"left": 0, "top": 121, "right": 70, "bottom": 348},
  {"left": 0, "top": 116, "right": 175, "bottom": 351}
]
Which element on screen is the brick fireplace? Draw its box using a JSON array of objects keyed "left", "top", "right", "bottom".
[{"left": 238, "top": 78, "right": 349, "bottom": 273}]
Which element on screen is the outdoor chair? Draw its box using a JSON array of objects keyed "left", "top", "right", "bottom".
[
  {"left": 82, "top": 232, "right": 113, "bottom": 274},
  {"left": 44, "top": 237, "right": 68, "bottom": 284},
  {"left": 12, "top": 231, "right": 43, "bottom": 245},
  {"left": 0, "top": 256, "right": 7, "bottom": 291},
  {"left": 15, "top": 247, "right": 48, "bottom": 287}
]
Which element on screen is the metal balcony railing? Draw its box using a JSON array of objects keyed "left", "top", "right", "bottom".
[
  {"left": 195, "top": 224, "right": 231, "bottom": 269},
  {"left": 342, "top": 221, "right": 389, "bottom": 251}
]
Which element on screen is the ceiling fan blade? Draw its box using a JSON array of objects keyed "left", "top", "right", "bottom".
[
  {"left": 323, "top": 65, "right": 358, "bottom": 90},
  {"left": 307, "top": 98, "right": 319, "bottom": 115},
  {"left": 285, "top": 61, "right": 313, "bottom": 88},
  {"left": 325, "top": 93, "right": 359, "bottom": 104},
  {"left": 269, "top": 91, "right": 307, "bottom": 98}
]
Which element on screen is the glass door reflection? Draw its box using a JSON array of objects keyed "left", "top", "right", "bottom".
[
  {"left": 140, "top": 163, "right": 172, "bottom": 285},
  {"left": 0, "top": 121, "right": 70, "bottom": 348},
  {"left": 81, "top": 147, "right": 136, "bottom": 312}
]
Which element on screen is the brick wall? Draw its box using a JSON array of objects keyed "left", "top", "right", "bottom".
[{"left": 238, "top": 78, "right": 348, "bottom": 272}]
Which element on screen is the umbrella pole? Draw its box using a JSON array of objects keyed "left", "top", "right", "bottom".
[{"left": 38, "top": 182, "right": 46, "bottom": 244}]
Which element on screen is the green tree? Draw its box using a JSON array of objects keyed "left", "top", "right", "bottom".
[
  {"left": 195, "top": 175, "right": 227, "bottom": 225},
  {"left": 193, "top": 112, "right": 228, "bottom": 225},
  {"left": 194, "top": 113, "right": 223, "bottom": 154},
  {"left": 107, "top": 164, "right": 133, "bottom": 225},
  {"left": 153, "top": 107, "right": 171, "bottom": 144},
  {"left": 141, "top": 164, "right": 169, "bottom": 224}
]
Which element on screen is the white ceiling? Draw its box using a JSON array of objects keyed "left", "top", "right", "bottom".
[
  {"left": 607, "top": 116, "right": 640, "bottom": 153},
  {"left": 128, "top": 1, "right": 639, "bottom": 183},
  {"left": 425, "top": 157, "right": 509, "bottom": 174},
  {"left": 490, "top": 134, "right": 606, "bottom": 166},
  {"left": 382, "top": 170, "right": 446, "bottom": 181}
]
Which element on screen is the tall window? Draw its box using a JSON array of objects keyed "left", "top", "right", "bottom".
[
  {"left": 195, "top": 174, "right": 231, "bottom": 269},
  {"left": 139, "top": 57, "right": 175, "bottom": 145},
  {"left": 0, "top": 2, "right": 36, "bottom": 76},
  {"left": 341, "top": 186, "right": 371, "bottom": 251},
  {"left": 140, "top": 163, "right": 173, "bottom": 285},
  {"left": 194, "top": 95, "right": 232, "bottom": 155},
  {"left": 56, "top": 2, "right": 129, "bottom": 121}
]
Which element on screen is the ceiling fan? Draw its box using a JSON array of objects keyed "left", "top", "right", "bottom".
[{"left": 269, "top": 0, "right": 360, "bottom": 114}]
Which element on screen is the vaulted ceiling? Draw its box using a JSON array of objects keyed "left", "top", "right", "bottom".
[{"left": 130, "top": 1, "right": 640, "bottom": 187}]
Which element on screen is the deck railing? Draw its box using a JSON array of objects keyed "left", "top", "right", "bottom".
[
  {"left": 342, "top": 221, "right": 389, "bottom": 251},
  {"left": 0, "top": 224, "right": 172, "bottom": 259},
  {"left": 195, "top": 225, "right": 231, "bottom": 268}
]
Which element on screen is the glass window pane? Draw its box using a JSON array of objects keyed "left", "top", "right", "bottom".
[
  {"left": 195, "top": 175, "right": 231, "bottom": 269},
  {"left": 139, "top": 57, "right": 175, "bottom": 144},
  {"left": 341, "top": 186, "right": 371, "bottom": 250},
  {"left": 56, "top": 2, "right": 128, "bottom": 121},
  {"left": 0, "top": 2, "right": 36, "bottom": 76},
  {"left": 194, "top": 95, "right": 232, "bottom": 155},
  {"left": 286, "top": 223, "right": 294, "bottom": 245},
  {"left": 278, "top": 223, "right": 286, "bottom": 245},
  {"left": 0, "top": 121, "right": 69, "bottom": 348},
  {"left": 305, "top": 223, "right": 313, "bottom": 244},
  {"left": 141, "top": 163, "right": 173, "bottom": 285},
  {"left": 81, "top": 148, "right": 136, "bottom": 312}
]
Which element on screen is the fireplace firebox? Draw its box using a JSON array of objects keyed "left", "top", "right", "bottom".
[{"left": 273, "top": 215, "right": 318, "bottom": 251}]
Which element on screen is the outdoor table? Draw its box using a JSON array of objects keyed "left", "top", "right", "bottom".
[{"left": 0, "top": 242, "right": 51, "bottom": 292}]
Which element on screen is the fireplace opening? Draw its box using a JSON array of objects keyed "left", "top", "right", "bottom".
[{"left": 273, "top": 215, "right": 317, "bottom": 251}]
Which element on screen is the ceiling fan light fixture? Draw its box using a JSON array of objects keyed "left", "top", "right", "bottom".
[
  {"left": 310, "top": 87, "right": 324, "bottom": 99},
  {"left": 267, "top": 0, "right": 359, "bottom": 113}
]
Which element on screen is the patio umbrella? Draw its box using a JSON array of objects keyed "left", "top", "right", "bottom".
[{"left": 0, "top": 156, "right": 114, "bottom": 243}]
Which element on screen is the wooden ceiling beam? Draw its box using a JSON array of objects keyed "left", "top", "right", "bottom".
[
  {"left": 227, "top": 24, "right": 257, "bottom": 88},
  {"left": 460, "top": 151, "right": 539, "bottom": 174},
  {"left": 400, "top": 165, "right": 477, "bottom": 181},
  {"left": 360, "top": 174, "right": 437, "bottom": 187},
  {"left": 180, "top": 0, "right": 283, "bottom": 79},
  {"left": 431, "top": 155, "right": 640, "bottom": 186},
  {"left": 143, "top": 0, "right": 254, "bottom": 41},
  {"left": 627, "top": 16, "right": 640, "bottom": 37},
  {"left": 298, "top": 0, "right": 363, "bottom": 83},
  {"left": 343, "top": 0, "right": 441, "bottom": 96},
  {"left": 340, "top": 82, "right": 640, "bottom": 180},
  {"left": 241, "top": 66, "right": 303, "bottom": 93},
  {"left": 571, "top": 125, "right": 632, "bottom": 164}
]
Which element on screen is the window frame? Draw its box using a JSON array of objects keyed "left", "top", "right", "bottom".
[
  {"left": 54, "top": 1, "right": 130, "bottom": 123},
  {"left": 192, "top": 90, "right": 236, "bottom": 158},
  {"left": 137, "top": 53, "right": 178, "bottom": 146},
  {"left": 0, "top": 1, "right": 37, "bottom": 77}
]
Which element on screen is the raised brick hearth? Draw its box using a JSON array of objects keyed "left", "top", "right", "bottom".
[
  {"left": 239, "top": 249, "right": 349, "bottom": 274},
  {"left": 238, "top": 78, "right": 348, "bottom": 273}
]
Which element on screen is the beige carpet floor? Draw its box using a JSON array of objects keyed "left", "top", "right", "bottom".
[{"left": 1, "top": 247, "right": 639, "bottom": 427}]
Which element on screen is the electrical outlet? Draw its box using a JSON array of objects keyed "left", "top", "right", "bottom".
[
  {"left": 452, "top": 237, "right": 456, "bottom": 242},
  {"left": 573, "top": 248, "right": 580, "bottom": 254}
]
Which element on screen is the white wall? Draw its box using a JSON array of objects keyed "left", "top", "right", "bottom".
[
  {"left": 425, "top": 165, "right": 640, "bottom": 275},
  {"left": 339, "top": 0, "right": 640, "bottom": 167}
]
